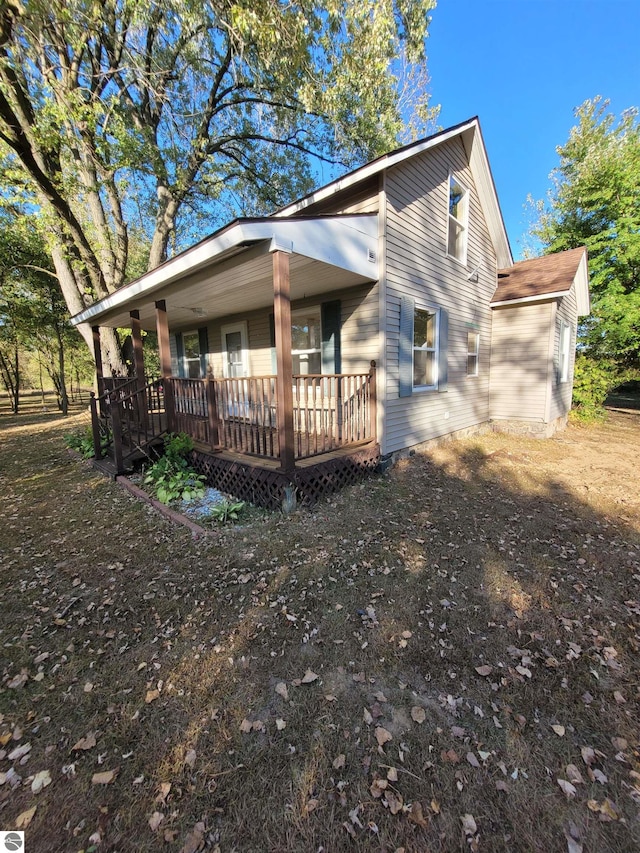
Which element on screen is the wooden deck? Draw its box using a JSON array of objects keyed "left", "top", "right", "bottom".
[{"left": 91, "top": 369, "right": 380, "bottom": 507}]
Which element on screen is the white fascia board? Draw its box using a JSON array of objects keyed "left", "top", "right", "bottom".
[
  {"left": 491, "top": 290, "right": 569, "bottom": 308},
  {"left": 574, "top": 250, "right": 591, "bottom": 316},
  {"left": 274, "top": 121, "right": 481, "bottom": 217},
  {"left": 71, "top": 215, "right": 378, "bottom": 326}
]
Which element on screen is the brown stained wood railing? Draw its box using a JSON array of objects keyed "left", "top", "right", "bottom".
[
  {"left": 292, "top": 370, "right": 373, "bottom": 459},
  {"left": 162, "top": 367, "right": 375, "bottom": 463},
  {"left": 214, "top": 376, "right": 278, "bottom": 459}
]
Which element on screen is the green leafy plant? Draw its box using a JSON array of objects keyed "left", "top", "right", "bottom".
[
  {"left": 64, "top": 426, "right": 110, "bottom": 458},
  {"left": 571, "top": 355, "right": 618, "bottom": 422},
  {"left": 207, "top": 499, "right": 246, "bottom": 524},
  {"left": 143, "top": 432, "right": 205, "bottom": 505}
]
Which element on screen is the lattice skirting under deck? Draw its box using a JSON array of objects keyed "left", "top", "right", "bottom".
[{"left": 190, "top": 444, "right": 380, "bottom": 511}]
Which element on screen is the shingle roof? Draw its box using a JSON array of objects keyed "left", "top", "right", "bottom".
[{"left": 492, "top": 247, "right": 587, "bottom": 305}]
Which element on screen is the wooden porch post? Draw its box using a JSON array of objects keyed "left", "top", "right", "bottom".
[
  {"left": 130, "top": 310, "right": 146, "bottom": 386},
  {"left": 130, "top": 309, "right": 147, "bottom": 431},
  {"left": 155, "top": 299, "right": 174, "bottom": 432},
  {"left": 272, "top": 249, "right": 295, "bottom": 474},
  {"left": 92, "top": 325, "right": 103, "bottom": 388}
]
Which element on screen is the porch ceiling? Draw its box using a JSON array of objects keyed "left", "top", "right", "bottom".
[{"left": 71, "top": 215, "right": 379, "bottom": 331}]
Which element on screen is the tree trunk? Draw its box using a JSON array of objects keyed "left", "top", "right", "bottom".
[{"left": 56, "top": 325, "right": 68, "bottom": 415}]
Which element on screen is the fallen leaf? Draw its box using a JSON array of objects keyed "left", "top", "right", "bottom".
[
  {"left": 239, "top": 719, "right": 252, "bottom": 733},
  {"left": 275, "top": 718, "right": 287, "bottom": 731},
  {"left": 180, "top": 820, "right": 206, "bottom": 853},
  {"left": 237, "top": 573, "right": 252, "bottom": 584},
  {"left": 333, "top": 753, "right": 346, "bottom": 770},
  {"left": 408, "top": 801, "right": 429, "bottom": 828},
  {"left": 430, "top": 799, "right": 441, "bottom": 814},
  {"left": 581, "top": 746, "right": 596, "bottom": 766},
  {"left": 15, "top": 805, "right": 37, "bottom": 829},
  {"left": 613, "top": 691, "right": 626, "bottom": 704},
  {"left": 385, "top": 790, "right": 403, "bottom": 815},
  {"left": 611, "top": 737, "right": 627, "bottom": 751},
  {"left": 565, "top": 764, "right": 584, "bottom": 785},
  {"left": 466, "top": 752, "right": 480, "bottom": 768},
  {"left": 155, "top": 782, "right": 171, "bottom": 804},
  {"left": 251, "top": 720, "right": 265, "bottom": 732},
  {"left": 551, "top": 724, "right": 566, "bottom": 737},
  {"left": 8, "top": 742, "right": 32, "bottom": 761},
  {"left": 386, "top": 767, "right": 398, "bottom": 782},
  {"left": 301, "top": 669, "right": 318, "bottom": 684},
  {"left": 184, "top": 749, "right": 197, "bottom": 769},
  {"left": 149, "top": 811, "right": 164, "bottom": 831},
  {"left": 370, "top": 777, "right": 387, "bottom": 798},
  {"left": 83, "top": 681, "right": 94, "bottom": 693},
  {"left": 557, "top": 778, "right": 577, "bottom": 798},
  {"left": 363, "top": 707, "right": 373, "bottom": 725},
  {"left": 31, "top": 769, "right": 52, "bottom": 794},
  {"left": 72, "top": 732, "right": 97, "bottom": 751},
  {"left": 587, "top": 798, "right": 620, "bottom": 821},
  {"left": 92, "top": 768, "right": 119, "bottom": 785},
  {"left": 461, "top": 813, "right": 477, "bottom": 836},
  {"left": 589, "top": 768, "right": 608, "bottom": 784},
  {"left": 275, "top": 682, "right": 289, "bottom": 701},
  {"left": 411, "top": 706, "right": 426, "bottom": 724},
  {"left": 145, "top": 688, "right": 160, "bottom": 704},
  {"left": 475, "top": 665, "right": 493, "bottom": 677},
  {"left": 7, "top": 670, "right": 28, "bottom": 689},
  {"left": 375, "top": 726, "right": 392, "bottom": 747}
]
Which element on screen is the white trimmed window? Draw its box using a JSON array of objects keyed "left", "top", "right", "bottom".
[
  {"left": 559, "top": 320, "right": 572, "bottom": 383},
  {"left": 413, "top": 307, "right": 439, "bottom": 389},
  {"left": 182, "top": 330, "right": 202, "bottom": 379},
  {"left": 447, "top": 173, "right": 469, "bottom": 263},
  {"left": 291, "top": 308, "right": 322, "bottom": 375},
  {"left": 467, "top": 331, "right": 479, "bottom": 376}
]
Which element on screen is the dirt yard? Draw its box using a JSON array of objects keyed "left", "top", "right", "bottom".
[{"left": 1, "top": 400, "right": 638, "bottom": 852}]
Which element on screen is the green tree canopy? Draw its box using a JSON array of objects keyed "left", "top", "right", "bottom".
[
  {"left": 532, "top": 97, "right": 640, "bottom": 368},
  {"left": 0, "top": 0, "right": 438, "bottom": 368}
]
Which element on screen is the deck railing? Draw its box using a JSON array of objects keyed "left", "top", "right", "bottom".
[
  {"left": 94, "top": 365, "right": 376, "bottom": 472},
  {"left": 166, "top": 365, "right": 376, "bottom": 461}
]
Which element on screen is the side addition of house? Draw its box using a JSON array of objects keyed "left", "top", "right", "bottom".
[{"left": 72, "top": 118, "right": 590, "bottom": 508}]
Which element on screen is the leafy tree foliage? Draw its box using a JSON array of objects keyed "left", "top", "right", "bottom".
[
  {"left": 533, "top": 98, "right": 640, "bottom": 369},
  {"left": 0, "top": 0, "right": 438, "bottom": 369}
]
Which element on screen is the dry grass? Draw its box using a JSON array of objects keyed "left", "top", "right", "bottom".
[{"left": 1, "top": 397, "right": 639, "bottom": 853}]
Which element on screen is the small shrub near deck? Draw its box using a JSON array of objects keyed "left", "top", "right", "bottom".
[{"left": 143, "top": 432, "right": 205, "bottom": 505}]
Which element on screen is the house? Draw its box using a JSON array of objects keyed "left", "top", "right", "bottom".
[{"left": 71, "top": 117, "right": 590, "bottom": 509}]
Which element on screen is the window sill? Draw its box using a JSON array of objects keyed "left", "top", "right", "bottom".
[
  {"left": 446, "top": 252, "right": 468, "bottom": 269},
  {"left": 412, "top": 384, "right": 438, "bottom": 393}
]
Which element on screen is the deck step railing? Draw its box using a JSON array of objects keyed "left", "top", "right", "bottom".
[{"left": 91, "top": 378, "right": 166, "bottom": 472}]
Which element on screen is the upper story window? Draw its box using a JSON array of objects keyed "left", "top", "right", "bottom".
[{"left": 447, "top": 174, "right": 469, "bottom": 264}]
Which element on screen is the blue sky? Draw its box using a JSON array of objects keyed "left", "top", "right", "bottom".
[{"left": 426, "top": 0, "right": 640, "bottom": 259}]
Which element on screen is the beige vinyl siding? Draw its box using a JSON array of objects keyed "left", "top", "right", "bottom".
[
  {"left": 489, "top": 302, "right": 554, "bottom": 422},
  {"left": 170, "top": 283, "right": 379, "bottom": 378},
  {"left": 549, "top": 284, "right": 578, "bottom": 421},
  {"left": 382, "top": 135, "right": 497, "bottom": 455}
]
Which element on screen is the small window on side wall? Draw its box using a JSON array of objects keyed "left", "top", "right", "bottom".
[
  {"left": 447, "top": 174, "right": 469, "bottom": 264},
  {"left": 467, "top": 332, "right": 479, "bottom": 376},
  {"left": 559, "top": 321, "right": 572, "bottom": 383}
]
